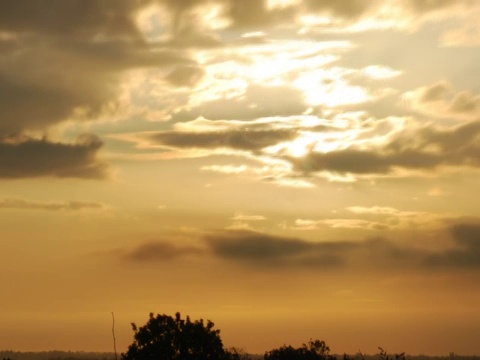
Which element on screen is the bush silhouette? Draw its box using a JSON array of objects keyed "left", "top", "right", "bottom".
[
  {"left": 122, "top": 312, "right": 234, "bottom": 360},
  {"left": 264, "top": 339, "right": 336, "bottom": 360}
]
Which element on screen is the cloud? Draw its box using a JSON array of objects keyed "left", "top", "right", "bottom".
[
  {"left": 165, "top": 65, "right": 205, "bottom": 87},
  {"left": 0, "top": 134, "right": 108, "bottom": 179},
  {"left": 295, "top": 206, "right": 446, "bottom": 232},
  {"left": 202, "top": 229, "right": 433, "bottom": 270},
  {"left": 405, "top": 0, "right": 471, "bottom": 14},
  {"left": 205, "top": 229, "right": 346, "bottom": 267},
  {"left": 171, "top": 83, "right": 309, "bottom": 122},
  {"left": 0, "top": 198, "right": 105, "bottom": 211},
  {"left": 2, "top": 1, "right": 479, "bottom": 183},
  {"left": 0, "top": 1, "right": 193, "bottom": 178},
  {"left": 119, "top": 116, "right": 320, "bottom": 157},
  {"left": 205, "top": 223, "right": 480, "bottom": 270},
  {"left": 292, "top": 149, "right": 391, "bottom": 174},
  {"left": 123, "top": 241, "right": 203, "bottom": 262},
  {"left": 290, "top": 120, "right": 480, "bottom": 175},
  {"left": 231, "top": 213, "right": 266, "bottom": 221},
  {"left": 302, "top": 0, "right": 375, "bottom": 19},
  {"left": 294, "top": 218, "right": 389, "bottom": 231},
  {"left": 441, "top": 10, "right": 480, "bottom": 47},
  {"left": 0, "top": 1, "right": 142, "bottom": 37},
  {"left": 145, "top": 128, "right": 298, "bottom": 152},
  {"left": 112, "top": 220, "right": 480, "bottom": 271},
  {"left": 403, "top": 82, "right": 480, "bottom": 120},
  {"left": 420, "top": 81, "right": 450, "bottom": 102},
  {"left": 224, "top": 0, "right": 296, "bottom": 29},
  {"left": 118, "top": 113, "right": 479, "bottom": 182},
  {"left": 0, "top": 36, "right": 190, "bottom": 135},
  {"left": 426, "top": 222, "right": 480, "bottom": 268},
  {"left": 118, "top": 115, "right": 338, "bottom": 152}
]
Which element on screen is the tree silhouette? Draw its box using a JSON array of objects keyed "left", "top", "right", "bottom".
[
  {"left": 264, "top": 339, "right": 336, "bottom": 360},
  {"left": 122, "top": 312, "right": 234, "bottom": 360}
]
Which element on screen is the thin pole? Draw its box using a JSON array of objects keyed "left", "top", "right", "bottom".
[{"left": 112, "top": 312, "right": 118, "bottom": 360}]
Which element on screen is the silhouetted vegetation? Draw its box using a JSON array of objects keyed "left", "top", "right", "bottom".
[
  {"left": 3, "top": 313, "right": 480, "bottom": 360},
  {"left": 0, "top": 352, "right": 115, "bottom": 360},
  {"left": 264, "top": 339, "right": 336, "bottom": 360},
  {"left": 121, "top": 312, "right": 236, "bottom": 360}
]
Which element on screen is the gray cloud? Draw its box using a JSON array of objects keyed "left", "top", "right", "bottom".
[
  {"left": 291, "top": 120, "right": 480, "bottom": 175},
  {"left": 426, "top": 223, "right": 480, "bottom": 268},
  {"left": 0, "top": 135, "right": 108, "bottom": 179},
  {"left": 206, "top": 230, "right": 314, "bottom": 261},
  {"left": 165, "top": 65, "right": 205, "bottom": 87},
  {"left": 207, "top": 225, "right": 480, "bottom": 270},
  {"left": 292, "top": 149, "right": 391, "bottom": 174},
  {"left": 0, "top": 1, "right": 193, "bottom": 178},
  {"left": 224, "top": 0, "right": 295, "bottom": 29},
  {"left": 0, "top": 198, "right": 104, "bottom": 211},
  {"left": 146, "top": 128, "right": 298, "bottom": 152},
  {"left": 303, "top": 0, "right": 376, "bottom": 19},
  {"left": 114, "top": 221, "right": 480, "bottom": 270},
  {"left": 0, "top": 0, "right": 142, "bottom": 38},
  {"left": 0, "top": 36, "right": 190, "bottom": 135},
  {"left": 204, "top": 229, "right": 419, "bottom": 269},
  {"left": 406, "top": 0, "right": 471, "bottom": 13}
]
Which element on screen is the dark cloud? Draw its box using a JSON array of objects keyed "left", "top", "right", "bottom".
[
  {"left": 206, "top": 230, "right": 312, "bottom": 260},
  {"left": 205, "top": 229, "right": 355, "bottom": 268},
  {"left": 165, "top": 65, "right": 205, "bottom": 87},
  {"left": 411, "top": 120, "right": 480, "bottom": 152},
  {"left": 406, "top": 0, "right": 471, "bottom": 13},
  {"left": 204, "top": 229, "right": 435, "bottom": 270},
  {"left": 222, "top": 0, "right": 378, "bottom": 29},
  {"left": 0, "top": 37, "right": 190, "bottom": 135},
  {"left": 426, "top": 223, "right": 480, "bottom": 268},
  {"left": 452, "top": 223, "right": 480, "bottom": 251},
  {"left": 124, "top": 241, "right": 203, "bottom": 262},
  {"left": 291, "top": 120, "right": 480, "bottom": 175},
  {"left": 205, "top": 224, "right": 480, "bottom": 270},
  {"left": 114, "top": 221, "right": 480, "bottom": 270},
  {"left": 0, "top": 135, "right": 108, "bottom": 179},
  {"left": 146, "top": 128, "right": 298, "bottom": 151},
  {"left": 303, "top": 0, "right": 375, "bottom": 19},
  {"left": 0, "top": 0, "right": 143, "bottom": 38},
  {"left": 0, "top": 0, "right": 192, "bottom": 178},
  {"left": 224, "top": 0, "right": 295, "bottom": 29},
  {"left": 292, "top": 149, "right": 391, "bottom": 174},
  {"left": 0, "top": 198, "right": 104, "bottom": 211}
]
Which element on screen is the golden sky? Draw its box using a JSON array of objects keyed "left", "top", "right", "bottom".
[{"left": 1, "top": 0, "right": 480, "bottom": 355}]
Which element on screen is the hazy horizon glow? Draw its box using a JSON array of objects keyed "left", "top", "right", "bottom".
[{"left": 1, "top": 0, "right": 479, "bottom": 356}]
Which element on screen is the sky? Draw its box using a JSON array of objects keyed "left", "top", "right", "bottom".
[{"left": 1, "top": 0, "right": 480, "bottom": 356}]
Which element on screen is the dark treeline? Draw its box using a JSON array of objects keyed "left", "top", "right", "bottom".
[
  {"left": 0, "top": 351, "right": 115, "bottom": 360},
  {"left": 2, "top": 313, "right": 479, "bottom": 360},
  {"left": 1, "top": 351, "right": 480, "bottom": 360}
]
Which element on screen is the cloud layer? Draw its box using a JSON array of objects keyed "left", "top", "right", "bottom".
[
  {"left": 118, "top": 221, "right": 480, "bottom": 271},
  {"left": 2, "top": 1, "right": 479, "bottom": 181},
  {"left": 0, "top": 198, "right": 104, "bottom": 211},
  {"left": 0, "top": 135, "right": 108, "bottom": 178}
]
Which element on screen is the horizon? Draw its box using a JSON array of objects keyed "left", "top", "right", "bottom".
[
  {"left": 1, "top": 345, "right": 479, "bottom": 357},
  {"left": 1, "top": 0, "right": 479, "bottom": 356}
]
